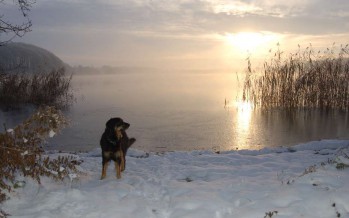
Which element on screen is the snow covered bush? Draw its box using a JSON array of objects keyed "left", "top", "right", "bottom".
[
  {"left": 334, "top": 148, "right": 349, "bottom": 170},
  {"left": 0, "top": 106, "right": 80, "bottom": 204}
]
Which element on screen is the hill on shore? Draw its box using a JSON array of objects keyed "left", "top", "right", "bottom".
[{"left": 0, "top": 42, "right": 68, "bottom": 74}]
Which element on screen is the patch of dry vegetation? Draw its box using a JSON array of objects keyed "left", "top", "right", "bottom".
[
  {"left": 0, "top": 68, "right": 73, "bottom": 110},
  {"left": 243, "top": 43, "right": 349, "bottom": 111}
]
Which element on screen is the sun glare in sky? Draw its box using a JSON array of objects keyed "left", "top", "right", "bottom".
[{"left": 225, "top": 32, "right": 281, "bottom": 54}]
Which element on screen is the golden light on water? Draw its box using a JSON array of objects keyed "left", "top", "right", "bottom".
[
  {"left": 234, "top": 101, "right": 253, "bottom": 150},
  {"left": 235, "top": 101, "right": 252, "bottom": 129}
]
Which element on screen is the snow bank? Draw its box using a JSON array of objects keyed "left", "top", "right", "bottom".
[{"left": 3, "top": 140, "right": 349, "bottom": 218}]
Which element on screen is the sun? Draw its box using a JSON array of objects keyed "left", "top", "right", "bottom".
[{"left": 225, "top": 32, "right": 280, "bottom": 53}]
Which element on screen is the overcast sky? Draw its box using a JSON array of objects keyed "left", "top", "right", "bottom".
[{"left": 2, "top": 0, "right": 349, "bottom": 70}]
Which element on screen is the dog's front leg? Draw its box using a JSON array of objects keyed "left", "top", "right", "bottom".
[
  {"left": 101, "top": 162, "right": 108, "bottom": 180},
  {"left": 115, "top": 150, "right": 124, "bottom": 179},
  {"left": 115, "top": 161, "right": 121, "bottom": 179}
]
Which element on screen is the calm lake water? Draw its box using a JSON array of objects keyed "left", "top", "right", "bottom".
[{"left": 1, "top": 71, "right": 349, "bottom": 152}]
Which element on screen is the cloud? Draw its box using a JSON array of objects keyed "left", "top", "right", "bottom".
[
  {"left": 11, "top": 0, "right": 349, "bottom": 67},
  {"left": 28, "top": 0, "right": 349, "bottom": 36}
]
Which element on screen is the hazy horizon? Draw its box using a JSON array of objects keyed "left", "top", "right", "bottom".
[{"left": 2, "top": 0, "right": 349, "bottom": 71}]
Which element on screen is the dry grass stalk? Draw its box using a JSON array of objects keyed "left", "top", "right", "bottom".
[
  {"left": 243, "top": 43, "right": 349, "bottom": 111},
  {"left": 0, "top": 68, "right": 73, "bottom": 110}
]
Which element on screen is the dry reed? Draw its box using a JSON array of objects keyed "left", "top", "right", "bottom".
[
  {"left": 243, "top": 43, "right": 349, "bottom": 111},
  {"left": 0, "top": 68, "right": 73, "bottom": 110}
]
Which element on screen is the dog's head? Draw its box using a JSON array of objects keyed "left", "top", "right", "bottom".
[
  {"left": 106, "top": 118, "right": 130, "bottom": 140},
  {"left": 106, "top": 117, "right": 130, "bottom": 130}
]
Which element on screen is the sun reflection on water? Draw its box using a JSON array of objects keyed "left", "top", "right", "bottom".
[{"left": 234, "top": 101, "right": 253, "bottom": 150}]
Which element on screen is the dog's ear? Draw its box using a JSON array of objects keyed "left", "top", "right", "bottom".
[{"left": 105, "top": 119, "right": 115, "bottom": 129}]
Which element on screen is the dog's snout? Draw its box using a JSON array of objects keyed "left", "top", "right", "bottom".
[{"left": 123, "top": 122, "right": 130, "bottom": 129}]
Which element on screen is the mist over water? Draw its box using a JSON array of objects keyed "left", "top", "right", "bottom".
[
  {"left": 52, "top": 70, "right": 239, "bottom": 152},
  {"left": 1, "top": 70, "right": 349, "bottom": 152}
]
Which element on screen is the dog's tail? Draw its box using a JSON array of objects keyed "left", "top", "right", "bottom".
[
  {"left": 129, "top": 138, "right": 136, "bottom": 148},
  {"left": 124, "top": 138, "right": 135, "bottom": 152}
]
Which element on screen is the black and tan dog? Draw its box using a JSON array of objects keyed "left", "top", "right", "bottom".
[{"left": 100, "top": 118, "right": 136, "bottom": 179}]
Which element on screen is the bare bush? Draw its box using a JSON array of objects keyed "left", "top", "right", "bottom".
[{"left": 0, "top": 106, "right": 80, "bottom": 204}]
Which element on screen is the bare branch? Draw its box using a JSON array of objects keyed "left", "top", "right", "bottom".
[
  {"left": 16, "top": 0, "right": 36, "bottom": 17},
  {"left": 0, "top": 0, "right": 35, "bottom": 45}
]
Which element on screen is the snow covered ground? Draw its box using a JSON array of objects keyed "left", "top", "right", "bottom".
[{"left": 3, "top": 140, "right": 349, "bottom": 218}]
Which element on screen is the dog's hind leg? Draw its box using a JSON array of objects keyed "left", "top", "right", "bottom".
[
  {"left": 121, "top": 138, "right": 136, "bottom": 172},
  {"left": 121, "top": 153, "right": 125, "bottom": 172}
]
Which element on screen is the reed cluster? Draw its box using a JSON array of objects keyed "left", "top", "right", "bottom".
[
  {"left": 243, "top": 43, "right": 349, "bottom": 111},
  {"left": 0, "top": 68, "right": 73, "bottom": 110}
]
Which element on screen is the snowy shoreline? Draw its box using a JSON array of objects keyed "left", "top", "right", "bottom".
[{"left": 3, "top": 140, "right": 349, "bottom": 218}]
